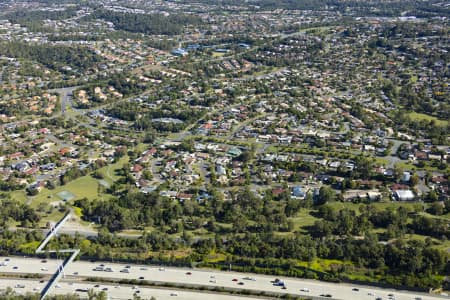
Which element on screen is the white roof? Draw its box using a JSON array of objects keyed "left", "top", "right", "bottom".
[{"left": 395, "top": 190, "right": 415, "bottom": 200}]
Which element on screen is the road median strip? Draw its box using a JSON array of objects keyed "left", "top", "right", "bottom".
[{"left": 82, "top": 276, "right": 329, "bottom": 300}]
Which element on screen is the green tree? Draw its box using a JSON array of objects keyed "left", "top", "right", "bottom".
[
  {"left": 426, "top": 190, "right": 438, "bottom": 202},
  {"left": 316, "top": 186, "right": 336, "bottom": 205},
  {"left": 355, "top": 155, "right": 374, "bottom": 179},
  {"left": 410, "top": 173, "right": 419, "bottom": 187},
  {"left": 428, "top": 202, "right": 444, "bottom": 216}
]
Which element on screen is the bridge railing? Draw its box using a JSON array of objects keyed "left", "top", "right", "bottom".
[
  {"left": 35, "top": 212, "right": 81, "bottom": 300},
  {"left": 36, "top": 212, "right": 71, "bottom": 254}
]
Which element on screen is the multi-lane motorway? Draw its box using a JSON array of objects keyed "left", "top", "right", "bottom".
[
  {"left": 0, "top": 256, "right": 447, "bottom": 300},
  {"left": 0, "top": 278, "right": 262, "bottom": 300}
]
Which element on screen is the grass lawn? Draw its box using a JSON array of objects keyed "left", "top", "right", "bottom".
[
  {"left": 39, "top": 210, "right": 66, "bottom": 227},
  {"left": 371, "top": 201, "right": 423, "bottom": 211},
  {"left": 97, "top": 155, "right": 128, "bottom": 184},
  {"left": 119, "top": 229, "right": 143, "bottom": 236},
  {"left": 394, "top": 160, "right": 415, "bottom": 170},
  {"left": 326, "top": 201, "right": 423, "bottom": 214},
  {"left": 134, "top": 143, "right": 149, "bottom": 153},
  {"left": 326, "top": 202, "right": 363, "bottom": 212},
  {"left": 211, "top": 52, "right": 226, "bottom": 58},
  {"left": 374, "top": 157, "right": 389, "bottom": 166},
  {"left": 371, "top": 228, "right": 386, "bottom": 234},
  {"left": 394, "top": 160, "right": 445, "bottom": 172},
  {"left": 264, "top": 145, "right": 279, "bottom": 153},
  {"left": 283, "top": 202, "right": 427, "bottom": 232},
  {"left": 216, "top": 222, "right": 232, "bottom": 230},
  {"left": 10, "top": 190, "right": 27, "bottom": 203},
  {"left": 98, "top": 156, "right": 128, "bottom": 185},
  {"left": 301, "top": 26, "right": 335, "bottom": 34},
  {"left": 291, "top": 209, "right": 320, "bottom": 232},
  {"left": 403, "top": 234, "right": 450, "bottom": 252},
  {"left": 407, "top": 112, "right": 448, "bottom": 127},
  {"left": 437, "top": 239, "right": 450, "bottom": 252},
  {"left": 9, "top": 158, "right": 128, "bottom": 224},
  {"left": 29, "top": 175, "right": 102, "bottom": 210},
  {"left": 249, "top": 66, "right": 281, "bottom": 77},
  {"left": 441, "top": 211, "right": 450, "bottom": 220}
]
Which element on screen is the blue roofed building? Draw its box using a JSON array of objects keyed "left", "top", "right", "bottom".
[
  {"left": 227, "top": 147, "right": 242, "bottom": 157},
  {"left": 171, "top": 48, "right": 188, "bottom": 56},
  {"left": 215, "top": 48, "right": 230, "bottom": 53},
  {"left": 196, "top": 191, "right": 212, "bottom": 202},
  {"left": 238, "top": 43, "right": 250, "bottom": 49},
  {"left": 187, "top": 44, "right": 201, "bottom": 51},
  {"left": 292, "top": 186, "right": 306, "bottom": 199}
]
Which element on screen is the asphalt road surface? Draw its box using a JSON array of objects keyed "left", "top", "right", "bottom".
[
  {"left": 0, "top": 256, "right": 448, "bottom": 300},
  {"left": 49, "top": 86, "right": 79, "bottom": 115},
  {"left": 0, "top": 278, "right": 262, "bottom": 300}
]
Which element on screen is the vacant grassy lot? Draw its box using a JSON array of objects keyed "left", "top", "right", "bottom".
[
  {"left": 211, "top": 51, "right": 226, "bottom": 58},
  {"left": 407, "top": 112, "right": 448, "bottom": 126},
  {"left": 291, "top": 209, "right": 320, "bottom": 233},
  {"left": 29, "top": 175, "right": 101, "bottom": 209},
  {"left": 97, "top": 155, "right": 128, "bottom": 184},
  {"left": 10, "top": 190, "right": 27, "bottom": 203},
  {"left": 326, "top": 201, "right": 424, "bottom": 213}
]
